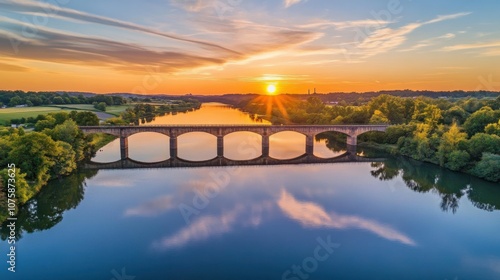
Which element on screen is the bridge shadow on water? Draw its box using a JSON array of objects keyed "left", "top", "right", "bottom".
[{"left": 84, "top": 151, "right": 386, "bottom": 170}]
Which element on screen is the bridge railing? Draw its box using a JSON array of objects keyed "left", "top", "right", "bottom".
[{"left": 79, "top": 124, "right": 390, "bottom": 129}]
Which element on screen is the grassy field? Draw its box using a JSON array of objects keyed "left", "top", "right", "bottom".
[
  {"left": 51, "top": 104, "right": 133, "bottom": 116},
  {"left": 0, "top": 107, "right": 72, "bottom": 126},
  {"left": 104, "top": 105, "right": 133, "bottom": 116},
  {"left": 0, "top": 104, "right": 134, "bottom": 126}
]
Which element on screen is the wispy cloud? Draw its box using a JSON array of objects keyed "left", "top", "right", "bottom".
[
  {"left": 399, "top": 33, "right": 456, "bottom": 52},
  {"left": 284, "top": 0, "right": 304, "bottom": 8},
  {"left": 357, "top": 12, "right": 470, "bottom": 57},
  {"left": 277, "top": 190, "right": 416, "bottom": 246},
  {"left": 0, "top": 0, "right": 239, "bottom": 54},
  {"left": 443, "top": 41, "right": 500, "bottom": 51},
  {"left": 299, "top": 19, "right": 393, "bottom": 30},
  {"left": 170, "top": 0, "right": 215, "bottom": 12}
]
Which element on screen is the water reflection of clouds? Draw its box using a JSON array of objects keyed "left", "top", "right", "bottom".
[
  {"left": 277, "top": 190, "right": 416, "bottom": 246},
  {"left": 92, "top": 175, "right": 136, "bottom": 188},
  {"left": 153, "top": 202, "right": 274, "bottom": 250},
  {"left": 125, "top": 195, "right": 175, "bottom": 217}
]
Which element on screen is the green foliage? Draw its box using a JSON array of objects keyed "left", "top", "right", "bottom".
[
  {"left": 484, "top": 120, "right": 500, "bottom": 136},
  {"left": 443, "top": 106, "right": 469, "bottom": 125},
  {"left": 44, "top": 119, "right": 90, "bottom": 161},
  {"left": 8, "top": 132, "right": 58, "bottom": 182},
  {"left": 467, "top": 133, "right": 500, "bottom": 159},
  {"left": 94, "top": 102, "right": 107, "bottom": 111},
  {"left": 445, "top": 150, "right": 470, "bottom": 171},
  {"left": 437, "top": 123, "right": 468, "bottom": 166},
  {"left": 72, "top": 111, "right": 99, "bottom": 126},
  {"left": 369, "top": 110, "right": 389, "bottom": 124},
  {"left": 104, "top": 117, "right": 128, "bottom": 125},
  {"left": 470, "top": 153, "right": 500, "bottom": 182},
  {"left": 463, "top": 107, "right": 500, "bottom": 136},
  {"left": 34, "top": 115, "right": 56, "bottom": 131},
  {"left": 0, "top": 168, "right": 33, "bottom": 205}
]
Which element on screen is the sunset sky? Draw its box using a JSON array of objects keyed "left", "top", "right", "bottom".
[{"left": 1, "top": 0, "right": 500, "bottom": 94}]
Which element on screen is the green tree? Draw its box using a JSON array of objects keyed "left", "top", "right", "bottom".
[
  {"left": 34, "top": 115, "right": 56, "bottom": 131},
  {"left": 94, "top": 102, "right": 107, "bottom": 111},
  {"left": 484, "top": 120, "right": 500, "bottom": 136},
  {"left": 443, "top": 106, "right": 469, "bottom": 125},
  {"left": 72, "top": 111, "right": 99, "bottom": 126},
  {"left": 0, "top": 168, "right": 33, "bottom": 205},
  {"left": 51, "top": 141, "right": 77, "bottom": 177},
  {"left": 8, "top": 133, "right": 58, "bottom": 183},
  {"left": 52, "top": 96, "right": 64, "bottom": 104},
  {"left": 467, "top": 133, "right": 500, "bottom": 159},
  {"left": 437, "top": 123, "right": 468, "bottom": 166},
  {"left": 369, "top": 110, "right": 390, "bottom": 124},
  {"left": 445, "top": 150, "right": 470, "bottom": 171},
  {"left": 44, "top": 119, "right": 89, "bottom": 161},
  {"left": 470, "top": 153, "right": 500, "bottom": 182},
  {"left": 463, "top": 107, "right": 499, "bottom": 136}
]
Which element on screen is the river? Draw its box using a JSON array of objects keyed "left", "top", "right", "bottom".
[{"left": 2, "top": 103, "right": 500, "bottom": 280}]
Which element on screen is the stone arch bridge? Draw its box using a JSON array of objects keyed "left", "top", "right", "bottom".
[{"left": 80, "top": 125, "right": 388, "bottom": 160}]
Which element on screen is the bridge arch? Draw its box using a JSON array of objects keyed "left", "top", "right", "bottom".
[
  {"left": 224, "top": 131, "right": 262, "bottom": 161},
  {"left": 177, "top": 132, "right": 217, "bottom": 161}
]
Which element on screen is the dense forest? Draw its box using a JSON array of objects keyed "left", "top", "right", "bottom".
[
  {"left": 238, "top": 94, "right": 500, "bottom": 182},
  {"left": 0, "top": 111, "right": 103, "bottom": 223}
]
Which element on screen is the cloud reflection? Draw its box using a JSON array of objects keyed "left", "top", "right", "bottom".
[
  {"left": 277, "top": 190, "right": 416, "bottom": 246},
  {"left": 125, "top": 195, "right": 175, "bottom": 217},
  {"left": 153, "top": 202, "right": 274, "bottom": 250}
]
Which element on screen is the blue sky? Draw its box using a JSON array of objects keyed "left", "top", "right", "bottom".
[{"left": 0, "top": 0, "right": 499, "bottom": 94}]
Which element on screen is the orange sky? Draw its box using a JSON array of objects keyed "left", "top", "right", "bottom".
[{"left": 1, "top": 1, "right": 500, "bottom": 94}]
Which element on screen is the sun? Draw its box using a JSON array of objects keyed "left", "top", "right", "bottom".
[{"left": 266, "top": 84, "right": 277, "bottom": 95}]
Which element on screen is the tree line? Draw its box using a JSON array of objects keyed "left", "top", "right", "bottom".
[
  {"left": 107, "top": 99, "right": 201, "bottom": 125},
  {"left": 0, "top": 90, "right": 126, "bottom": 108}
]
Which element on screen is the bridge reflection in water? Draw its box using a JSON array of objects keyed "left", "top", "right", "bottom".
[{"left": 84, "top": 149, "right": 385, "bottom": 170}]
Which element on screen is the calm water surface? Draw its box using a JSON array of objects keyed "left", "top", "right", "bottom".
[{"left": 2, "top": 103, "right": 499, "bottom": 280}]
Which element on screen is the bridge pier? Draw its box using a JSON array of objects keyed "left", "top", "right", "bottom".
[
  {"left": 306, "top": 135, "right": 314, "bottom": 155},
  {"left": 217, "top": 136, "right": 224, "bottom": 157},
  {"left": 262, "top": 135, "right": 269, "bottom": 157},
  {"left": 120, "top": 136, "right": 128, "bottom": 160},
  {"left": 170, "top": 137, "right": 177, "bottom": 158},
  {"left": 347, "top": 135, "right": 357, "bottom": 146}
]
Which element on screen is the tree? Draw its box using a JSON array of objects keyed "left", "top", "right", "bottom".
[
  {"left": 0, "top": 169, "right": 31, "bottom": 205},
  {"left": 44, "top": 119, "right": 89, "bottom": 161},
  {"left": 470, "top": 153, "right": 500, "bottom": 182},
  {"left": 467, "top": 133, "right": 500, "bottom": 159},
  {"left": 484, "top": 120, "right": 500, "bottom": 136},
  {"left": 437, "top": 123, "right": 468, "bottom": 166},
  {"left": 463, "top": 107, "right": 499, "bottom": 136},
  {"left": 52, "top": 96, "right": 64, "bottom": 104},
  {"left": 94, "top": 102, "right": 107, "bottom": 111},
  {"left": 8, "top": 133, "right": 58, "bottom": 183},
  {"left": 50, "top": 141, "right": 77, "bottom": 177},
  {"left": 8, "top": 96, "right": 23, "bottom": 107},
  {"left": 369, "top": 110, "right": 390, "bottom": 124},
  {"left": 72, "top": 111, "right": 99, "bottom": 126},
  {"left": 49, "top": 112, "right": 70, "bottom": 125},
  {"left": 443, "top": 106, "right": 469, "bottom": 125},
  {"left": 445, "top": 150, "right": 470, "bottom": 171},
  {"left": 34, "top": 115, "right": 56, "bottom": 131}
]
